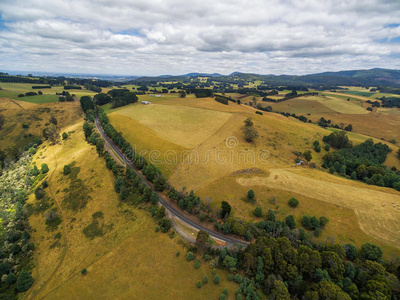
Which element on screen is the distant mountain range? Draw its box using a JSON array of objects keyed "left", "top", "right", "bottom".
[{"left": 134, "top": 68, "right": 400, "bottom": 87}]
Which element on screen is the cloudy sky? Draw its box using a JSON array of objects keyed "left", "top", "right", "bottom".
[{"left": 0, "top": 0, "right": 399, "bottom": 76}]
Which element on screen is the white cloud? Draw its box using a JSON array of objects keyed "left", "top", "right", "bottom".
[{"left": 0, "top": 0, "right": 399, "bottom": 75}]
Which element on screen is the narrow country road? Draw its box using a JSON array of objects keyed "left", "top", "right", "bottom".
[{"left": 94, "top": 113, "right": 249, "bottom": 248}]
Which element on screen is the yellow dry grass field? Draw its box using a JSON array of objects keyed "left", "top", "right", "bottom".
[
  {"left": 267, "top": 97, "right": 337, "bottom": 114},
  {"left": 195, "top": 173, "right": 400, "bottom": 258},
  {"left": 237, "top": 168, "right": 400, "bottom": 251},
  {"left": 314, "top": 95, "right": 369, "bottom": 114},
  {"left": 0, "top": 98, "right": 83, "bottom": 153},
  {"left": 113, "top": 103, "right": 232, "bottom": 148},
  {"left": 26, "top": 121, "right": 237, "bottom": 300}
]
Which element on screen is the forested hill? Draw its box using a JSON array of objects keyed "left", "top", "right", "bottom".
[{"left": 134, "top": 68, "right": 400, "bottom": 87}]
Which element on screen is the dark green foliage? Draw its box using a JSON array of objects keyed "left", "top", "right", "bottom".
[
  {"left": 81, "top": 268, "right": 87, "bottom": 275},
  {"left": 41, "top": 163, "right": 49, "bottom": 173},
  {"left": 194, "top": 259, "right": 201, "bottom": 269},
  {"left": 214, "top": 274, "right": 220, "bottom": 284},
  {"left": 63, "top": 164, "right": 71, "bottom": 175},
  {"left": 360, "top": 243, "right": 383, "bottom": 262},
  {"left": 158, "top": 218, "right": 171, "bottom": 233},
  {"left": 319, "top": 216, "right": 329, "bottom": 228},
  {"left": 247, "top": 189, "right": 255, "bottom": 200},
  {"left": 16, "top": 270, "right": 34, "bottom": 292},
  {"left": 186, "top": 251, "right": 195, "bottom": 261},
  {"left": 303, "top": 150, "right": 312, "bottom": 162},
  {"left": 34, "top": 187, "right": 45, "bottom": 200},
  {"left": 196, "top": 280, "right": 202, "bottom": 288},
  {"left": 267, "top": 209, "right": 275, "bottom": 222},
  {"left": 344, "top": 243, "right": 358, "bottom": 260},
  {"left": 324, "top": 144, "right": 331, "bottom": 151},
  {"left": 322, "top": 131, "right": 352, "bottom": 149},
  {"left": 221, "top": 201, "right": 231, "bottom": 218},
  {"left": 322, "top": 138, "right": 399, "bottom": 190},
  {"left": 203, "top": 275, "right": 209, "bottom": 284},
  {"left": 80, "top": 96, "right": 94, "bottom": 113},
  {"left": 344, "top": 124, "right": 353, "bottom": 131},
  {"left": 288, "top": 197, "right": 299, "bottom": 207},
  {"left": 285, "top": 215, "right": 296, "bottom": 229},
  {"left": 254, "top": 206, "right": 262, "bottom": 217}
]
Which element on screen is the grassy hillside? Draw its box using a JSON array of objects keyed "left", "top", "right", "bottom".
[
  {"left": 25, "top": 121, "right": 238, "bottom": 299},
  {"left": 0, "top": 98, "right": 83, "bottom": 156},
  {"left": 105, "top": 94, "right": 400, "bottom": 258}
]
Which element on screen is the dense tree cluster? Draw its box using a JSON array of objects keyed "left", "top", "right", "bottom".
[
  {"left": 322, "top": 137, "right": 400, "bottom": 190},
  {"left": 322, "top": 131, "right": 353, "bottom": 149},
  {"left": 210, "top": 235, "right": 399, "bottom": 300},
  {"left": 0, "top": 153, "right": 36, "bottom": 297}
]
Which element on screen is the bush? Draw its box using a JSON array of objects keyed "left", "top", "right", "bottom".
[
  {"left": 42, "top": 180, "right": 48, "bottom": 188},
  {"left": 186, "top": 251, "right": 195, "bottom": 261},
  {"left": 62, "top": 132, "right": 68, "bottom": 140},
  {"left": 34, "top": 187, "right": 45, "bottom": 200},
  {"left": 324, "top": 144, "right": 331, "bottom": 151},
  {"left": 16, "top": 270, "right": 34, "bottom": 292},
  {"left": 234, "top": 274, "right": 242, "bottom": 283},
  {"left": 63, "top": 165, "right": 71, "bottom": 175},
  {"left": 214, "top": 274, "right": 220, "bottom": 284},
  {"left": 41, "top": 163, "right": 49, "bottom": 173},
  {"left": 81, "top": 268, "right": 87, "bottom": 275},
  {"left": 203, "top": 275, "right": 209, "bottom": 283},
  {"left": 197, "top": 280, "right": 202, "bottom": 288},
  {"left": 254, "top": 206, "right": 262, "bottom": 217},
  {"left": 288, "top": 197, "right": 299, "bottom": 207},
  {"left": 195, "top": 259, "right": 201, "bottom": 269}
]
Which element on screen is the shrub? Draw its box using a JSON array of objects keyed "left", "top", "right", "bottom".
[
  {"left": 324, "top": 144, "right": 331, "bottom": 151},
  {"left": 62, "top": 132, "right": 68, "bottom": 140},
  {"left": 186, "top": 251, "right": 195, "bottom": 261},
  {"left": 288, "top": 197, "right": 299, "bottom": 207},
  {"left": 254, "top": 206, "right": 262, "bottom": 217},
  {"left": 176, "top": 251, "right": 180, "bottom": 256},
  {"left": 214, "top": 274, "right": 220, "bottom": 284},
  {"left": 234, "top": 274, "right": 242, "bottom": 283},
  {"left": 63, "top": 164, "right": 71, "bottom": 175},
  {"left": 81, "top": 268, "right": 87, "bottom": 275},
  {"left": 195, "top": 259, "right": 201, "bottom": 269},
  {"left": 34, "top": 187, "right": 45, "bottom": 200},
  {"left": 16, "top": 270, "right": 34, "bottom": 292},
  {"left": 41, "top": 163, "right": 49, "bottom": 173},
  {"left": 203, "top": 275, "right": 209, "bottom": 283},
  {"left": 228, "top": 274, "right": 233, "bottom": 281},
  {"left": 220, "top": 295, "right": 226, "bottom": 300},
  {"left": 42, "top": 180, "right": 48, "bottom": 188},
  {"left": 197, "top": 280, "right": 202, "bottom": 288},
  {"left": 285, "top": 215, "right": 296, "bottom": 229}
]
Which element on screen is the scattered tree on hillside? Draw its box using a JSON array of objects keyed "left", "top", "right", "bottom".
[
  {"left": 42, "top": 124, "right": 59, "bottom": 144},
  {"left": 344, "top": 124, "right": 353, "bottom": 131},
  {"left": 0, "top": 114, "right": 5, "bottom": 130},
  {"left": 41, "top": 163, "right": 49, "bottom": 173},
  {"left": 16, "top": 270, "right": 34, "bottom": 292},
  {"left": 49, "top": 116, "right": 58, "bottom": 125},
  {"left": 62, "top": 132, "right": 68, "bottom": 140},
  {"left": 303, "top": 150, "right": 312, "bottom": 162},
  {"left": 221, "top": 201, "right": 231, "bottom": 218},
  {"left": 242, "top": 118, "right": 259, "bottom": 142},
  {"left": 288, "top": 197, "right": 299, "bottom": 207},
  {"left": 96, "top": 139, "right": 105, "bottom": 156}
]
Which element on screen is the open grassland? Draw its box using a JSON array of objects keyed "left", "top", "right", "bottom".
[
  {"left": 322, "top": 91, "right": 374, "bottom": 102},
  {"left": 107, "top": 113, "right": 186, "bottom": 176},
  {"left": 196, "top": 173, "right": 400, "bottom": 258},
  {"left": 314, "top": 95, "right": 368, "bottom": 114},
  {"left": 237, "top": 168, "right": 400, "bottom": 253},
  {"left": 267, "top": 97, "right": 337, "bottom": 114},
  {"left": 0, "top": 98, "right": 83, "bottom": 153},
  {"left": 27, "top": 121, "right": 237, "bottom": 300},
  {"left": 344, "top": 90, "right": 376, "bottom": 97},
  {"left": 114, "top": 103, "right": 232, "bottom": 148}
]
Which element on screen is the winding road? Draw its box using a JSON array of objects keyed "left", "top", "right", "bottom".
[{"left": 94, "top": 113, "right": 249, "bottom": 248}]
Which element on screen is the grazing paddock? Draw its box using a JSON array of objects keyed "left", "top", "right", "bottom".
[
  {"left": 268, "top": 97, "right": 337, "bottom": 114},
  {"left": 237, "top": 168, "right": 400, "bottom": 250},
  {"left": 315, "top": 96, "right": 369, "bottom": 114},
  {"left": 114, "top": 103, "right": 232, "bottom": 148},
  {"left": 17, "top": 94, "right": 59, "bottom": 104}
]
